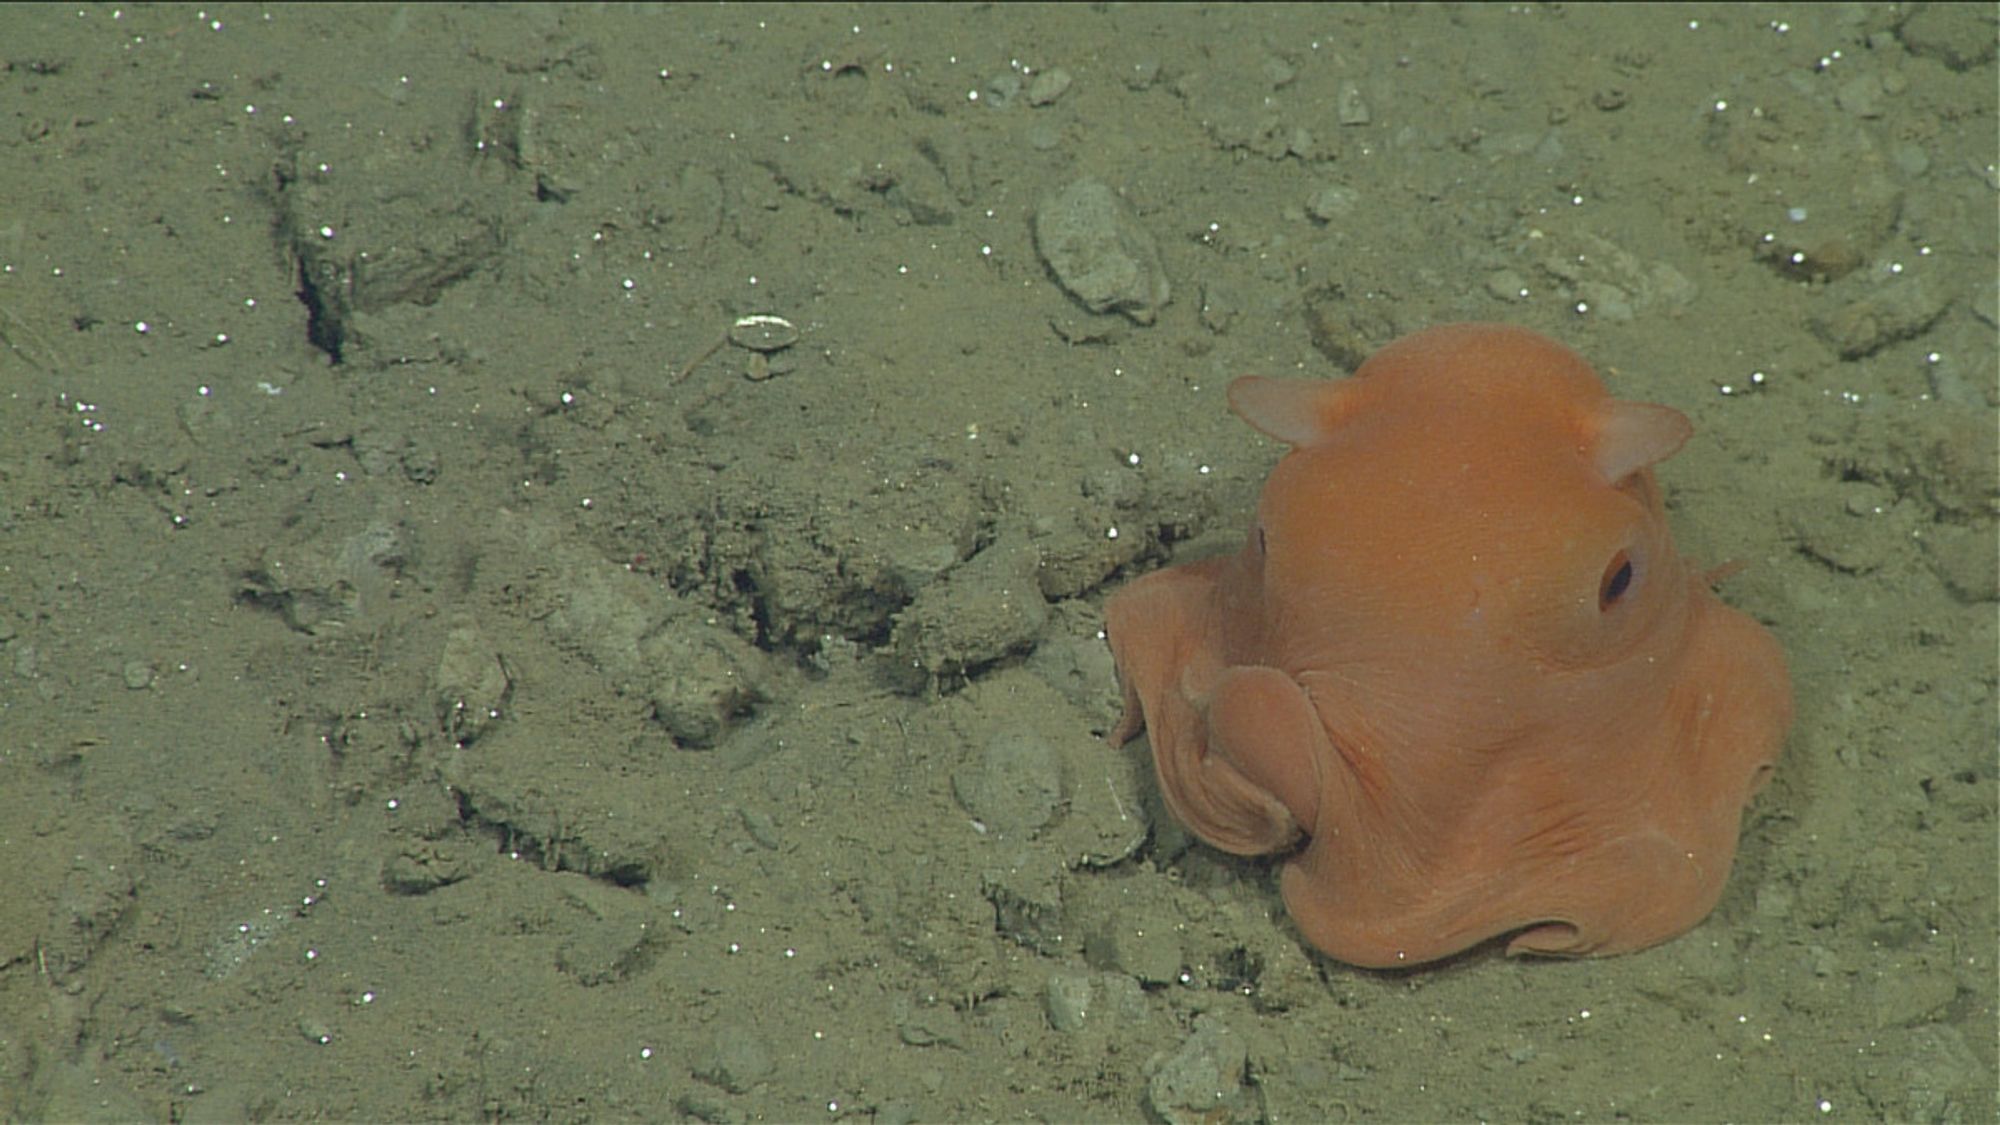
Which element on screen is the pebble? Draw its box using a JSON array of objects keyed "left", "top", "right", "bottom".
[
  {"left": 1032, "top": 178, "right": 1171, "bottom": 325},
  {"left": 1043, "top": 970, "right": 1094, "bottom": 1032},
  {"left": 1305, "top": 184, "right": 1357, "bottom": 224},
  {"left": 1337, "top": 81, "right": 1371, "bottom": 125},
  {"left": 1026, "top": 67, "right": 1072, "bottom": 107},
  {"left": 952, "top": 731, "right": 1062, "bottom": 838}
]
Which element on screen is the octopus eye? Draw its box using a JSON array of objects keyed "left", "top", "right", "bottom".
[{"left": 1598, "top": 551, "right": 1634, "bottom": 610}]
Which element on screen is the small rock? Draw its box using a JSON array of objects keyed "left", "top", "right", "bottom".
[
  {"left": 1198, "top": 281, "right": 1239, "bottom": 334},
  {"left": 894, "top": 997, "right": 966, "bottom": 1047},
  {"left": 891, "top": 534, "right": 1049, "bottom": 689},
  {"left": 639, "top": 607, "right": 767, "bottom": 749},
  {"left": 1044, "top": 971, "right": 1094, "bottom": 1032},
  {"left": 1337, "top": 81, "right": 1370, "bottom": 125},
  {"left": 953, "top": 731, "right": 1063, "bottom": 838},
  {"left": 238, "top": 547, "right": 357, "bottom": 635},
  {"left": 982, "top": 849, "right": 1067, "bottom": 954},
  {"left": 1123, "top": 59, "right": 1160, "bottom": 91},
  {"left": 380, "top": 845, "right": 471, "bottom": 895},
  {"left": 1898, "top": 4, "right": 1997, "bottom": 70},
  {"left": 1086, "top": 915, "right": 1183, "bottom": 986},
  {"left": 1026, "top": 67, "right": 1072, "bottom": 106},
  {"left": 1305, "top": 184, "right": 1357, "bottom": 224},
  {"left": 695, "top": 1025, "right": 775, "bottom": 1094},
  {"left": 1835, "top": 73, "right": 1886, "bottom": 119},
  {"left": 1146, "top": 1016, "right": 1258, "bottom": 1125},
  {"left": 1485, "top": 268, "right": 1529, "bottom": 302},
  {"left": 984, "top": 71, "right": 1023, "bottom": 107},
  {"left": 1812, "top": 278, "right": 1948, "bottom": 358},
  {"left": 40, "top": 850, "right": 139, "bottom": 985},
  {"left": 1033, "top": 178, "right": 1170, "bottom": 325},
  {"left": 554, "top": 879, "right": 663, "bottom": 986},
  {"left": 433, "top": 620, "right": 512, "bottom": 746}
]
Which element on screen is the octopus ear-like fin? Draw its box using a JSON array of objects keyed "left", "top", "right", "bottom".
[
  {"left": 1227, "top": 376, "right": 1362, "bottom": 449},
  {"left": 1586, "top": 400, "right": 1691, "bottom": 485}
]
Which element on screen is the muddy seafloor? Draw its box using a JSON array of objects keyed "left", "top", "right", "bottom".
[{"left": 0, "top": 4, "right": 1993, "bottom": 1121}]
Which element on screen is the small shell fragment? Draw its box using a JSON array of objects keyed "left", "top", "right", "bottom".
[{"left": 728, "top": 314, "right": 798, "bottom": 353}]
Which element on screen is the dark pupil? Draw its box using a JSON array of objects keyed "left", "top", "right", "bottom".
[{"left": 1599, "top": 553, "right": 1634, "bottom": 609}]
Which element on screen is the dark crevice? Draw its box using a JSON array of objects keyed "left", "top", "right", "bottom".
[{"left": 296, "top": 260, "right": 344, "bottom": 364}]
